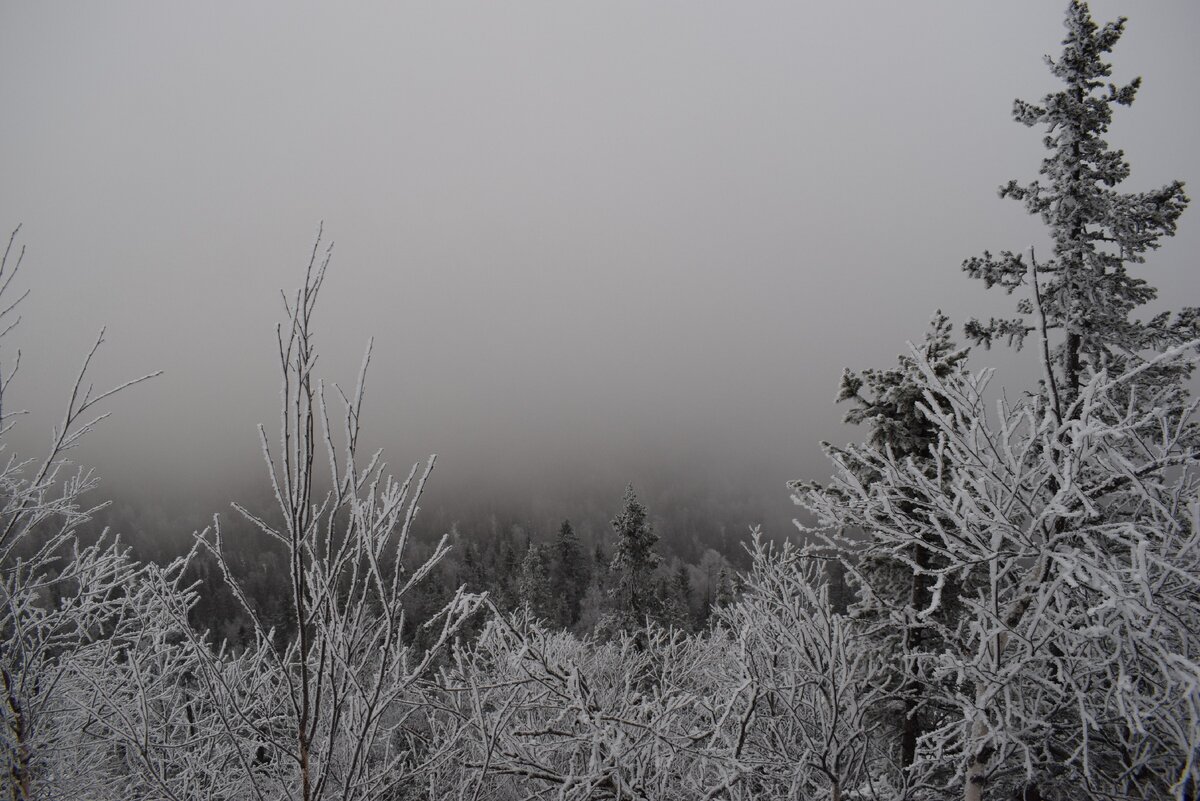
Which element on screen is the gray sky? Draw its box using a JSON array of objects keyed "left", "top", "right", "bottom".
[{"left": 1, "top": 2, "right": 1198, "bottom": 532}]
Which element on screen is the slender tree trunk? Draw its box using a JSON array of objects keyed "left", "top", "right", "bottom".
[
  {"left": 1061, "top": 84, "right": 1086, "bottom": 409},
  {"left": 3, "top": 669, "right": 30, "bottom": 801},
  {"left": 292, "top": 504, "right": 313, "bottom": 801},
  {"left": 964, "top": 740, "right": 990, "bottom": 801},
  {"left": 901, "top": 546, "right": 929, "bottom": 773},
  {"left": 1064, "top": 329, "right": 1081, "bottom": 407},
  {"left": 292, "top": 306, "right": 317, "bottom": 801}
]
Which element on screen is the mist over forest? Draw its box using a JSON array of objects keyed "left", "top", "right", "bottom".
[
  {"left": 2, "top": 2, "right": 1200, "bottom": 800},
  {"left": 5, "top": 1, "right": 1197, "bottom": 530}
]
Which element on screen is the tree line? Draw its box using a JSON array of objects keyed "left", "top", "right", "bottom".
[{"left": 85, "top": 485, "right": 746, "bottom": 650}]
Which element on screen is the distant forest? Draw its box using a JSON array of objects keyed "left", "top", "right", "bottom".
[{"left": 86, "top": 480, "right": 765, "bottom": 646}]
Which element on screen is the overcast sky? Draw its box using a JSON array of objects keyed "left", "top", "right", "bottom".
[{"left": 1, "top": 2, "right": 1197, "bottom": 531}]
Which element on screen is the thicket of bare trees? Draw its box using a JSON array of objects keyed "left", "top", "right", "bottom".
[
  {"left": 0, "top": 227, "right": 162, "bottom": 800},
  {"left": 1, "top": 232, "right": 485, "bottom": 801}
]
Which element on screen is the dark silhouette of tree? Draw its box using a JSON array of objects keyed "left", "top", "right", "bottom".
[
  {"left": 673, "top": 564, "right": 694, "bottom": 629},
  {"left": 518, "top": 543, "right": 555, "bottom": 622},
  {"left": 552, "top": 519, "right": 589, "bottom": 627},
  {"left": 609, "top": 485, "right": 660, "bottom": 634}
]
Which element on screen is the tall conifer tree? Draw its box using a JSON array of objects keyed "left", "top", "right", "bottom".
[
  {"left": 963, "top": 1, "right": 1190, "bottom": 409},
  {"left": 518, "top": 544, "right": 555, "bottom": 622},
  {"left": 553, "top": 519, "right": 589, "bottom": 627},
  {"left": 828, "top": 313, "right": 969, "bottom": 776},
  {"left": 824, "top": 2, "right": 1194, "bottom": 786},
  {"left": 609, "top": 485, "right": 660, "bottom": 633}
]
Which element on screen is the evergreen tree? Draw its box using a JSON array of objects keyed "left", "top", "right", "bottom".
[
  {"left": 460, "top": 540, "right": 485, "bottom": 591},
  {"left": 957, "top": 10, "right": 1198, "bottom": 787},
  {"left": 830, "top": 313, "right": 970, "bottom": 776},
  {"left": 552, "top": 519, "right": 589, "bottom": 628},
  {"left": 495, "top": 530, "right": 521, "bottom": 611},
  {"left": 807, "top": 5, "right": 1198, "bottom": 795},
  {"left": 673, "top": 564, "right": 693, "bottom": 626},
  {"left": 962, "top": 1, "right": 1190, "bottom": 408},
  {"left": 713, "top": 568, "right": 733, "bottom": 611},
  {"left": 836, "top": 311, "right": 968, "bottom": 459},
  {"left": 517, "top": 543, "right": 555, "bottom": 622},
  {"left": 593, "top": 542, "right": 609, "bottom": 584},
  {"left": 609, "top": 484, "right": 660, "bottom": 633}
]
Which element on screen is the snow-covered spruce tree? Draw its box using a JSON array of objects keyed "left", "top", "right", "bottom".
[
  {"left": 90, "top": 232, "right": 484, "bottom": 801},
  {"left": 0, "top": 229, "right": 160, "bottom": 800},
  {"left": 812, "top": 6, "right": 1197, "bottom": 796},
  {"left": 518, "top": 543, "right": 556, "bottom": 622},
  {"left": 832, "top": 313, "right": 970, "bottom": 784},
  {"left": 671, "top": 564, "right": 695, "bottom": 630},
  {"left": 963, "top": 1, "right": 1191, "bottom": 408},
  {"left": 609, "top": 485, "right": 661, "bottom": 638},
  {"left": 712, "top": 568, "right": 734, "bottom": 613},
  {"left": 838, "top": 313, "right": 968, "bottom": 459},
  {"left": 796, "top": 345, "right": 1200, "bottom": 801},
  {"left": 553, "top": 519, "right": 589, "bottom": 628}
]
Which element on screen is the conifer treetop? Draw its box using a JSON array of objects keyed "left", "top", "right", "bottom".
[{"left": 963, "top": 1, "right": 1191, "bottom": 399}]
